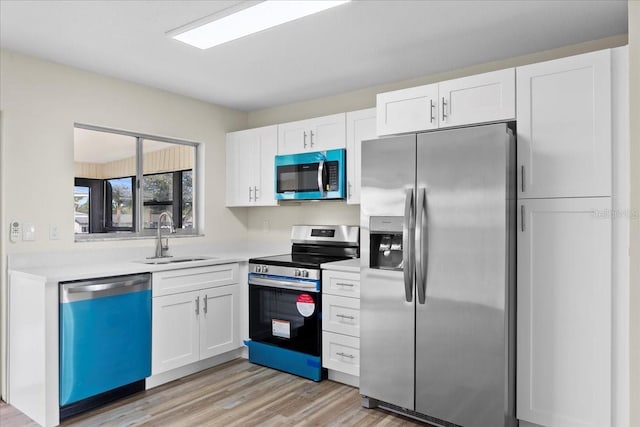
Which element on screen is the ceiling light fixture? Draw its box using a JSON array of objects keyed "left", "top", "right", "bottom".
[{"left": 169, "top": 0, "right": 351, "bottom": 50}]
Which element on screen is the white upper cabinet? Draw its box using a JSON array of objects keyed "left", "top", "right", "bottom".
[
  {"left": 376, "top": 69, "right": 515, "bottom": 136},
  {"left": 438, "top": 68, "right": 515, "bottom": 128},
  {"left": 517, "top": 197, "right": 611, "bottom": 427},
  {"left": 517, "top": 49, "right": 611, "bottom": 198},
  {"left": 277, "top": 113, "right": 346, "bottom": 155},
  {"left": 346, "top": 108, "right": 376, "bottom": 205},
  {"left": 226, "top": 125, "right": 278, "bottom": 207},
  {"left": 376, "top": 84, "right": 439, "bottom": 136}
]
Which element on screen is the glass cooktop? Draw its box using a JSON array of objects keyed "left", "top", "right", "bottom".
[{"left": 249, "top": 253, "right": 352, "bottom": 269}]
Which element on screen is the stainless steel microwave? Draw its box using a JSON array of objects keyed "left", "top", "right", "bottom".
[{"left": 274, "top": 149, "right": 346, "bottom": 200}]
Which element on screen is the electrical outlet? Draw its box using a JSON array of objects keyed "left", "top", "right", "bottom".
[{"left": 49, "top": 224, "right": 60, "bottom": 240}]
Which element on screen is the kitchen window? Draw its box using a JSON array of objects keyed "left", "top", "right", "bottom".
[{"left": 74, "top": 125, "right": 200, "bottom": 239}]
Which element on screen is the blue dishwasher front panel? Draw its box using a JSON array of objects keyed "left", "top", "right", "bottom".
[{"left": 59, "top": 289, "right": 152, "bottom": 406}]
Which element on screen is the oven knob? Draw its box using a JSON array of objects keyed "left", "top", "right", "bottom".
[
  {"left": 255, "top": 265, "right": 262, "bottom": 273},
  {"left": 262, "top": 265, "right": 269, "bottom": 273},
  {"left": 302, "top": 270, "right": 309, "bottom": 278},
  {"left": 295, "top": 269, "right": 301, "bottom": 277}
]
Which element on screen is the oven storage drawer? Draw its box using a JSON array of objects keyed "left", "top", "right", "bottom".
[
  {"left": 323, "top": 270, "right": 360, "bottom": 297},
  {"left": 153, "top": 264, "right": 238, "bottom": 297},
  {"left": 322, "top": 294, "right": 360, "bottom": 337},
  {"left": 322, "top": 332, "right": 360, "bottom": 376}
]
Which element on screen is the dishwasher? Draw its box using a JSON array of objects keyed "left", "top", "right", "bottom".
[{"left": 59, "top": 273, "right": 152, "bottom": 420}]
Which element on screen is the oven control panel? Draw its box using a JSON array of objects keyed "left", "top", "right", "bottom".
[
  {"left": 254, "top": 264, "right": 270, "bottom": 274},
  {"left": 249, "top": 263, "right": 321, "bottom": 281}
]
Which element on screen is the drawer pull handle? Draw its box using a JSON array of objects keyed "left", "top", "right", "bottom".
[
  {"left": 337, "top": 352, "right": 355, "bottom": 359},
  {"left": 336, "top": 314, "right": 355, "bottom": 320},
  {"left": 336, "top": 282, "right": 354, "bottom": 287}
]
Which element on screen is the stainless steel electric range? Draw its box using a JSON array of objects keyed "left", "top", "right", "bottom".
[{"left": 246, "top": 224, "right": 359, "bottom": 381}]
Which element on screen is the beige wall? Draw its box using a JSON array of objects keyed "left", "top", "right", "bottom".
[
  {"left": 0, "top": 49, "right": 250, "bottom": 252},
  {"left": 0, "top": 49, "right": 249, "bottom": 397},
  {"left": 629, "top": 2, "right": 639, "bottom": 426}
]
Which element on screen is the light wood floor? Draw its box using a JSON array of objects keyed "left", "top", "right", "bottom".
[{"left": 1, "top": 359, "right": 429, "bottom": 426}]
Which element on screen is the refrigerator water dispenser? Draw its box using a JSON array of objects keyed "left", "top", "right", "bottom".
[{"left": 369, "top": 216, "right": 404, "bottom": 270}]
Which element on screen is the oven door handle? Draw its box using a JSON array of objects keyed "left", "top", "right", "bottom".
[{"left": 249, "top": 276, "right": 320, "bottom": 293}]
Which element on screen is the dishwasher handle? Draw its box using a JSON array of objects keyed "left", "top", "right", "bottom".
[{"left": 61, "top": 274, "right": 151, "bottom": 303}]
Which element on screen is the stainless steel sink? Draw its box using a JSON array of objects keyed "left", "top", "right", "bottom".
[{"left": 136, "top": 256, "right": 216, "bottom": 265}]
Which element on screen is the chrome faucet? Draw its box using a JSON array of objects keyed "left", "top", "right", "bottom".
[{"left": 155, "top": 211, "right": 176, "bottom": 258}]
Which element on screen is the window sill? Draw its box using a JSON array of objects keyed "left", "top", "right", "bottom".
[{"left": 74, "top": 232, "right": 203, "bottom": 243}]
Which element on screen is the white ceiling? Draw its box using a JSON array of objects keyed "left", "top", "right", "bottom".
[{"left": 0, "top": 0, "right": 628, "bottom": 112}]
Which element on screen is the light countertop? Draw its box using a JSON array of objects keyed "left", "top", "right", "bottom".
[
  {"left": 321, "top": 257, "right": 360, "bottom": 273},
  {"left": 8, "top": 242, "right": 290, "bottom": 283}
]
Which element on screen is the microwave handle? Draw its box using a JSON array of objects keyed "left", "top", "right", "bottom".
[{"left": 317, "top": 160, "right": 326, "bottom": 193}]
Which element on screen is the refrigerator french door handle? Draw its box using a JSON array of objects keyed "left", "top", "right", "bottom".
[
  {"left": 415, "top": 187, "right": 427, "bottom": 304},
  {"left": 402, "top": 188, "right": 415, "bottom": 302}
]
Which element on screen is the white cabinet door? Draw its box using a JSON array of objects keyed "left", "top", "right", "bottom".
[
  {"left": 376, "top": 84, "right": 439, "bottom": 136},
  {"left": 438, "top": 68, "right": 515, "bottom": 128},
  {"left": 152, "top": 290, "right": 200, "bottom": 375},
  {"left": 346, "top": 108, "right": 376, "bottom": 204},
  {"left": 322, "top": 331, "right": 360, "bottom": 376},
  {"left": 200, "top": 284, "right": 239, "bottom": 360},
  {"left": 517, "top": 49, "right": 611, "bottom": 198},
  {"left": 277, "top": 119, "right": 309, "bottom": 155},
  {"left": 517, "top": 197, "right": 611, "bottom": 427},
  {"left": 226, "top": 130, "right": 255, "bottom": 206},
  {"left": 308, "top": 113, "right": 346, "bottom": 152},
  {"left": 277, "top": 113, "right": 346, "bottom": 155},
  {"left": 226, "top": 126, "right": 278, "bottom": 206},
  {"left": 256, "top": 126, "right": 278, "bottom": 206},
  {"left": 322, "top": 294, "right": 360, "bottom": 337},
  {"left": 322, "top": 270, "right": 360, "bottom": 298}
]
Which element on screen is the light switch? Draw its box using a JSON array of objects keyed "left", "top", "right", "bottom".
[
  {"left": 22, "top": 223, "right": 36, "bottom": 241},
  {"left": 49, "top": 224, "right": 60, "bottom": 240}
]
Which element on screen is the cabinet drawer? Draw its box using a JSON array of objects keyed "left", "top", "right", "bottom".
[
  {"left": 322, "top": 270, "right": 360, "bottom": 297},
  {"left": 153, "top": 264, "right": 238, "bottom": 297},
  {"left": 322, "top": 294, "right": 360, "bottom": 337},
  {"left": 322, "top": 332, "right": 360, "bottom": 377}
]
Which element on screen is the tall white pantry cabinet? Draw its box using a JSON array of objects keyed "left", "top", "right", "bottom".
[{"left": 516, "top": 47, "right": 628, "bottom": 427}]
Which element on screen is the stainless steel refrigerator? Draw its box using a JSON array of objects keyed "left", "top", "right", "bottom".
[{"left": 360, "top": 123, "right": 516, "bottom": 427}]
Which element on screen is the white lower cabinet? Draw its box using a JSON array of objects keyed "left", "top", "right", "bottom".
[
  {"left": 322, "top": 268, "right": 360, "bottom": 386},
  {"left": 322, "top": 332, "right": 360, "bottom": 377},
  {"left": 517, "top": 198, "right": 611, "bottom": 427},
  {"left": 152, "top": 264, "right": 240, "bottom": 375}
]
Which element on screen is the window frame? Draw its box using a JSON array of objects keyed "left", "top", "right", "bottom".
[{"left": 74, "top": 123, "right": 201, "bottom": 241}]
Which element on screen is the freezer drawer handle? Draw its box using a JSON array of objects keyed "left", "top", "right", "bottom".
[
  {"left": 415, "top": 187, "right": 428, "bottom": 304},
  {"left": 402, "top": 188, "right": 415, "bottom": 302},
  {"left": 336, "top": 314, "right": 355, "bottom": 320},
  {"left": 336, "top": 352, "right": 355, "bottom": 359}
]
